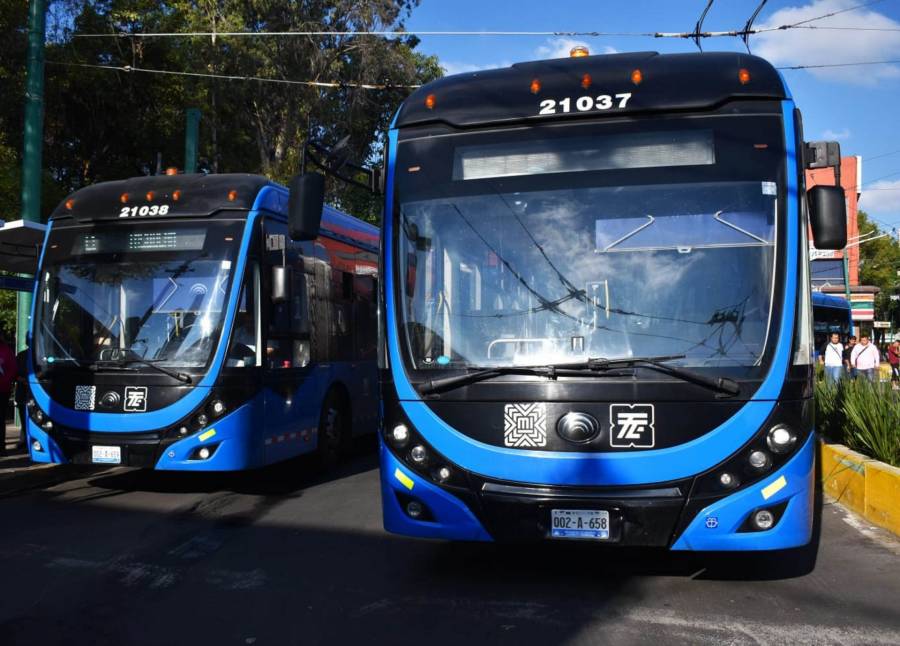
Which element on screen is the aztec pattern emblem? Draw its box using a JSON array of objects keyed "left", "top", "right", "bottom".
[
  {"left": 74, "top": 385, "right": 96, "bottom": 411},
  {"left": 503, "top": 403, "right": 548, "bottom": 448},
  {"left": 609, "top": 403, "right": 655, "bottom": 448}
]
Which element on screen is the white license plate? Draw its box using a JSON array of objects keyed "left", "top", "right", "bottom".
[
  {"left": 551, "top": 509, "right": 610, "bottom": 540},
  {"left": 91, "top": 445, "right": 121, "bottom": 464}
]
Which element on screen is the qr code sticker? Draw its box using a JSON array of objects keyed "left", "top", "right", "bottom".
[{"left": 74, "top": 385, "right": 96, "bottom": 411}]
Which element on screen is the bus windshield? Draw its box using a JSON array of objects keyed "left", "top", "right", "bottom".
[
  {"left": 394, "top": 116, "right": 785, "bottom": 378},
  {"left": 34, "top": 220, "right": 245, "bottom": 372}
]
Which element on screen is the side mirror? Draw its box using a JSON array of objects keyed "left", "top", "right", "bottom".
[
  {"left": 271, "top": 266, "right": 289, "bottom": 303},
  {"left": 808, "top": 185, "right": 847, "bottom": 250},
  {"left": 288, "top": 172, "right": 325, "bottom": 241}
]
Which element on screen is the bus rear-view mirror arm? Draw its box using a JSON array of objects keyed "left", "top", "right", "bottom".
[{"left": 805, "top": 140, "right": 847, "bottom": 251}]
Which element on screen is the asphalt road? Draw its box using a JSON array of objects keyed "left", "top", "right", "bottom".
[{"left": 1, "top": 445, "right": 899, "bottom": 646}]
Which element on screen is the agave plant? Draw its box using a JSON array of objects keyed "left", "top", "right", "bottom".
[{"left": 840, "top": 380, "right": 900, "bottom": 468}]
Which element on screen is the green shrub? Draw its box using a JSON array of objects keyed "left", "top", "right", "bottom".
[
  {"left": 840, "top": 380, "right": 900, "bottom": 468},
  {"left": 814, "top": 378, "right": 846, "bottom": 443}
]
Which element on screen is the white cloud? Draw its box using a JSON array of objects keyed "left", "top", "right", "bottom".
[
  {"left": 752, "top": 0, "right": 900, "bottom": 85},
  {"left": 534, "top": 37, "right": 618, "bottom": 60},
  {"left": 859, "top": 179, "right": 900, "bottom": 217},
  {"left": 822, "top": 128, "right": 851, "bottom": 140}
]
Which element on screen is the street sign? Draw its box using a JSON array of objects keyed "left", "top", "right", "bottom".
[{"left": 873, "top": 321, "right": 891, "bottom": 329}]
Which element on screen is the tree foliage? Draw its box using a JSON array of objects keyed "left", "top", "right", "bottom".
[
  {"left": 3, "top": 0, "right": 441, "bottom": 224},
  {"left": 857, "top": 210, "right": 900, "bottom": 323}
]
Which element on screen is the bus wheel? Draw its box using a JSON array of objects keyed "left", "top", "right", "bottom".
[{"left": 316, "top": 391, "right": 346, "bottom": 471}]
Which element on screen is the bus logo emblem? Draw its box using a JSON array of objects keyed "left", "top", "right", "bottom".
[
  {"left": 123, "top": 387, "right": 148, "bottom": 412},
  {"left": 503, "top": 403, "right": 547, "bottom": 448},
  {"left": 609, "top": 404, "right": 655, "bottom": 448},
  {"left": 74, "top": 385, "right": 96, "bottom": 411}
]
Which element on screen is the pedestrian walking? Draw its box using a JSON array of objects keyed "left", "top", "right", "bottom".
[
  {"left": 888, "top": 341, "right": 900, "bottom": 389},
  {"left": 820, "top": 332, "right": 844, "bottom": 384},
  {"left": 850, "top": 334, "right": 880, "bottom": 383},
  {"left": 843, "top": 335, "right": 857, "bottom": 379},
  {"left": 14, "top": 346, "right": 28, "bottom": 449},
  {"left": 0, "top": 332, "right": 18, "bottom": 456}
]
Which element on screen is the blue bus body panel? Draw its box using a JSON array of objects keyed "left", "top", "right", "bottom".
[
  {"left": 812, "top": 292, "right": 850, "bottom": 311},
  {"left": 382, "top": 101, "right": 801, "bottom": 487},
  {"left": 671, "top": 432, "right": 816, "bottom": 551},
  {"left": 381, "top": 439, "right": 493, "bottom": 541}
]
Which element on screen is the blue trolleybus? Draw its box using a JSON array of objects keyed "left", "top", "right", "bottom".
[
  {"left": 372, "top": 51, "right": 848, "bottom": 549},
  {"left": 26, "top": 173, "right": 379, "bottom": 470},
  {"left": 812, "top": 291, "right": 853, "bottom": 353}
]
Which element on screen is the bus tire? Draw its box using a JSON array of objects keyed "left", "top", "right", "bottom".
[{"left": 316, "top": 390, "right": 347, "bottom": 471}]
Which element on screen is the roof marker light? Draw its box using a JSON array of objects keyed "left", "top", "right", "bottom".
[
  {"left": 146, "top": 191, "right": 155, "bottom": 201},
  {"left": 120, "top": 193, "right": 130, "bottom": 204},
  {"left": 530, "top": 78, "right": 541, "bottom": 94},
  {"left": 424, "top": 93, "right": 436, "bottom": 110},
  {"left": 739, "top": 68, "right": 751, "bottom": 85},
  {"left": 227, "top": 189, "right": 238, "bottom": 202},
  {"left": 631, "top": 69, "right": 643, "bottom": 85},
  {"left": 570, "top": 46, "right": 590, "bottom": 58},
  {"left": 165, "top": 167, "right": 179, "bottom": 175},
  {"left": 581, "top": 73, "right": 592, "bottom": 89},
  {"left": 65, "top": 198, "right": 75, "bottom": 210},
  {"left": 172, "top": 189, "right": 182, "bottom": 201}
]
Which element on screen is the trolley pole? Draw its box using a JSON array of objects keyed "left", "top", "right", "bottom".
[
  {"left": 184, "top": 108, "right": 201, "bottom": 173},
  {"left": 17, "top": 0, "right": 46, "bottom": 353}
]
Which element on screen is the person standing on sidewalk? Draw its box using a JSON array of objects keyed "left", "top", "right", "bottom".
[
  {"left": 0, "top": 332, "right": 18, "bottom": 456},
  {"left": 843, "top": 335, "right": 857, "bottom": 379},
  {"left": 888, "top": 341, "right": 900, "bottom": 389},
  {"left": 850, "top": 334, "right": 880, "bottom": 383},
  {"left": 820, "top": 332, "right": 844, "bottom": 384},
  {"left": 14, "top": 346, "right": 28, "bottom": 449}
]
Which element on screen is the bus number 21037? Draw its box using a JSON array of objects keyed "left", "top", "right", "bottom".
[{"left": 538, "top": 93, "right": 632, "bottom": 115}]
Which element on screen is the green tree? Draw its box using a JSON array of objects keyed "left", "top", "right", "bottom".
[{"left": 857, "top": 210, "right": 900, "bottom": 325}]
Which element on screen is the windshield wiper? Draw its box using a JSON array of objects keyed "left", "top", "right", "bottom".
[
  {"left": 558, "top": 354, "right": 741, "bottom": 396},
  {"left": 419, "top": 354, "right": 739, "bottom": 397},
  {"left": 90, "top": 353, "right": 192, "bottom": 384}
]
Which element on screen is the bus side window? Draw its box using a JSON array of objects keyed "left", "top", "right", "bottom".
[
  {"left": 226, "top": 264, "right": 260, "bottom": 368},
  {"left": 263, "top": 218, "right": 293, "bottom": 370}
]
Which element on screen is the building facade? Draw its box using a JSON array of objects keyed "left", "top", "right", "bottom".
[{"left": 806, "top": 155, "right": 878, "bottom": 337}]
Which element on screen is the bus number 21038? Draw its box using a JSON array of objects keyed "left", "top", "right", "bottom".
[{"left": 538, "top": 93, "right": 632, "bottom": 115}]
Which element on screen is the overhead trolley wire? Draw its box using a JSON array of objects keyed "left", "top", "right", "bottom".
[
  {"left": 69, "top": 1, "right": 895, "bottom": 41},
  {"left": 46, "top": 61, "right": 423, "bottom": 89}
]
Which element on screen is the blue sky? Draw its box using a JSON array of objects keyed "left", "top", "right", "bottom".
[{"left": 404, "top": 0, "right": 900, "bottom": 229}]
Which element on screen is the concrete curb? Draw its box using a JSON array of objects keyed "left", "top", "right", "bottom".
[{"left": 820, "top": 440, "right": 900, "bottom": 537}]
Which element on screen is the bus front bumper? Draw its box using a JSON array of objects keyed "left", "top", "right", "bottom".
[
  {"left": 381, "top": 432, "right": 815, "bottom": 550},
  {"left": 25, "top": 403, "right": 258, "bottom": 471}
]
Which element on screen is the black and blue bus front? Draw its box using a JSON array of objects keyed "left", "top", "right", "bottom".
[
  {"left": 379, "top": 52, "right": 816, "bottom": 550},
  {"left": 26, "top": 175, "right": 268, "bottom": 470}
]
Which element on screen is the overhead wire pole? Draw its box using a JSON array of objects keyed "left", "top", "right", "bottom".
[
  {"left": 18, "top": 0, "right": 46, "bottom": 356},
  {"left": 741, "top": 0, "right": 768, "bottom": 52},
  {"left": 691, "top": 0, "right": 716, "bottom": 51}
]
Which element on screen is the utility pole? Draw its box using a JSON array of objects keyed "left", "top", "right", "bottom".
[
  {"left": 17, "top": 0, "right": 46, "bottom": 354},
  {"left": 184, "top": 108, "right": 201, "bottom": 173}
]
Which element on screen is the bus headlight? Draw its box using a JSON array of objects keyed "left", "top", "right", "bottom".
[
  {"left": 767, "top": 425, "right": 796, "bottom": 454},
  {"left": 209, "top": 400, "right": 226, "bottom": 417},
  {"left": 410, "top": 445, "right": 428, "bottom": 466},
  {"left": 748, "top": 450, "right": 770, "bottom": 470},
  {"left": 389, "top": 424, "right": 410, "bottom": 447}
]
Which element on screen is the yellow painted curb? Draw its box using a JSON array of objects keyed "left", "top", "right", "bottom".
[
  {"left": 819, "top": 442, "right": 867, "bottom": 516},
  {"left": 865, "top": 460, "right": 900, "bottom": 537},
  {"left": 819, "top": 440, "right": 900, "bottom": 538}
]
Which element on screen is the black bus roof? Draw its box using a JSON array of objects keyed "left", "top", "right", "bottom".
[
  {"left": 395, "top": 51, "right": 788, "bottom": 129},
  {"left": 51, "top": 173, "right": 272, "bottom": 221},
  {"left": 48, "top": 172, "right": 379, "bottom": 249}
]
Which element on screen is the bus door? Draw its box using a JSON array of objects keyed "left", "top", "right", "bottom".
[{"left": 261, "top": 217, "right": 319, "bottom": 460}]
